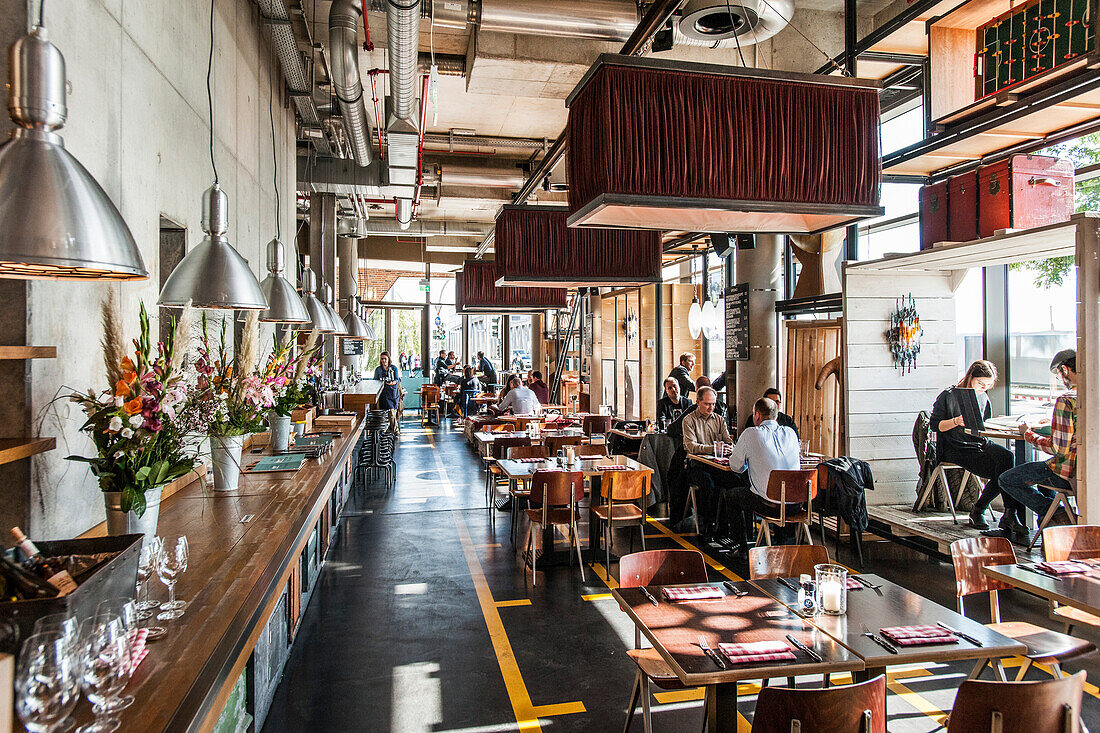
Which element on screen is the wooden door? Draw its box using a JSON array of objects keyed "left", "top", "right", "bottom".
[{"left": 785, "top": 320, "right": 842, "bottom": 457}]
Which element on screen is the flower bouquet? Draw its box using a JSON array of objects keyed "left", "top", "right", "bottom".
[
  {"left": 67, "top": 294, "right": 196, "bottom": 541},
  {"left": 261, "top": 329, "right": 319, "bottom": 450}
]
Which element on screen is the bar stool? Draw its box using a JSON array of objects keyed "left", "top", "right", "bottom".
[
  {"left": 1028, "top": 478, "right": 1079, "bottom": 551},
  {"left": 913, "top": 461, "right": 984, "bottom": 524}
]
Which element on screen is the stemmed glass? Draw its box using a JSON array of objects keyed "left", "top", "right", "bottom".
[
  {"left": 156, "top": 536, "right": 188, "bottom": 620},
  {"left": 75, "top": 616, "right": 130, "bottom": 733},
  {"left": 15, "top": 632, "right": 79, "bottom": 733},
  {"left": 135, "top": 538, "right": 161, "bottom": 618},
  {"left": 93, "top": 601, "right": 138, "bottom": 711},
  {"left": 32, "top": 613, "right": 82, "bottom": 655}
]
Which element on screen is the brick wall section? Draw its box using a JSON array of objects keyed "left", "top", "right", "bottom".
[{"left": 356, "top": 268, "right": 454, "bottom": 300}]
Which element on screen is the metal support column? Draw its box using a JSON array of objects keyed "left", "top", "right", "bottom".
[
  {"left": 983, "top": 265, "right": 1011, "bottom": 416},
  {"left": 844, "top": 0, "right": 860, "bottom": 263},
  {"left": 309, "top": 192, "right": 337, "bottom": 373}
]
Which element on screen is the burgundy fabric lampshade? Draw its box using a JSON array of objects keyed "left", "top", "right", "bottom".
[
  {"left": 566, "top": 55, "right": 884, "bottom": 234},
  {"left": 455, "top": 260, "right": 567, "bottom": 314},
  {"left": 495, "top": 205, "right": 660, "bottom": 287}
]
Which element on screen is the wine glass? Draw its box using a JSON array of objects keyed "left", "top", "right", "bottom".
[
  {"left": 156, "top": 536, "right": 188, "bottom": 620},
  {"left": 92, "top": 602, "right": 137, "bottom": 712},
  {"left": 32, "top": 613, "right": 82, "bottom": 655},
  {"left": 15, "top": 632, "right": 79, "bottom": 733},
  {"left": 76, "top": 617, "right": 130, "bottom": 733},
  {"left": 135, "top": 538, "right": 161, "bottom": 618}
]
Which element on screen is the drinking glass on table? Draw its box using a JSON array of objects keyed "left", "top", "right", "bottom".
[
  {"left": 135, "top": 537, "right": 162, "bottom": 617},
  {"left": 87, "top": 608, "right": 136, "bottom": 712},
  {"left": 76, "top": 617, "right": 131, "bottom": 733},
  {"left": 15, "top": 631, "right": 79, "bottom": 733},
  {"left": 156, "top": 536, "right": 188, "bottom": 620},
  {"left": 799, "top": 440, "right": 810, "bottom": 458},
  {"left": 713, "top": 441, "right": 727, "bottom": 458},
  {"left": 32, "top": 613, "right": 82, "bottom": 656}
]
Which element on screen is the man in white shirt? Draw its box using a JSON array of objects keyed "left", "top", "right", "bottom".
[
  {"left": 496, "top": 376, "right": 542, "bottom": 416},
  {"left": 725, "top": 397, "right": 801, "bottom": 546}
]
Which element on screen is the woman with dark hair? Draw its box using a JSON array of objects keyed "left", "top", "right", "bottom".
[
  {"left": 458, "top": 365, "right": 480, "bottom": 419},
  {"left": 929, "top": 360, "right": 1020, "bottom": 535},
  {"left": 374, "top": 352, "right": 401, "bottom": 411}
]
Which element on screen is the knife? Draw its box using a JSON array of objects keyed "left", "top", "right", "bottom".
[
  {"left": 778, "top": 577, "right": 799, "bottom": 592},
  {"left": 785, "top": 634, "right": 823, "bottom": 663},
  {"left": 639, "top": 587, "right": 659, "bottom": 607},
  {"left": 702, "top": 646, "right": 727, "bottom": 669},
  {"left": 862, "top": 632, "right": 899, "bottom": 655},
  {"left": 937, "top": 621, "right": 983, "bottom": 647},
  {"left": 723, "top": 581, "right": 747, "bottom": 597}
]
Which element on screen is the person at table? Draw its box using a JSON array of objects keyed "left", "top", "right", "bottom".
[
  {"left": 929, "top": 360, "right": 1019, "bottom": 534},
  {"left": 658, "top": 377, "right": 692, "bottom": 427},
  {"left": 712, "top": 370, "right": 727, "bottom": 393},
  {"left": 374, "top": 352, "right": 401, "bottom": 411},
  {"left": 668, "top": 352, "right": 696, "bottom": 398},
  {"left": 446, "top": 351, "right": 457, "bottom": 367},
  {"left": 433, "top": 350, "right": 449, "bottom": 387},
  {"left": 696, "top": 376, "right": 726, "bottom": 416},
  {"left": 494, "top": 375, "right": 542, "bottom": 416},
  {"left": 457, "top": 365, "right": 480, "bottom": 420},
  {"left": 527, "top": 370, "right": 550, "bottom": 404},
  {"left": 999, "top": 349, "right": 1079, "bottom": 536},
  {"left": 724, "top": 397, "right": 801, "bottom": 547},
  {"left": 433, "top": 349, "right": 448, "bottom": 372},
  {"left": 743, "top": 388, "right": 799, "bottom": 437},
  {"left": 477, "top": 350, "right": 497, "bottom": 388},
  {"left": 681, "top": 386, "right": 735, "bottom": 539}
]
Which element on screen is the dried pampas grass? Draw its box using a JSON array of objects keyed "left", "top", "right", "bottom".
[
  {"left": 101, "top": 289, "right": 125, "bottom": 387},
  {"left": 169, "top": 300, "right": 194, "bottom": 376},
  {"left": 239, "top": 311, "right": 259, "bottom": 378},
  {"left": 295, "top": 328, "right": 319, "bottom": 380}
]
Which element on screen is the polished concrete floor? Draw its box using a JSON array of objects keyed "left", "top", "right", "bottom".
[{"left": 263, "top": 418, "right": 1100, "bottom": 732}]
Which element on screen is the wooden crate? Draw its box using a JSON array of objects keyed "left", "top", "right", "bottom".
[{"left": 291, "top": 406, "right": 315, "bottom": 433}]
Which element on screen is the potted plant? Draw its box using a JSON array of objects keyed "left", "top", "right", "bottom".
[
  {"left": 262, "top": 330, "right": 319, "bottom": 451},
  {"left": 67, "top": 295, "right": 196, "bottom": 544},
  {"left": 192, "top": 312, "right": 273, "bottom": 491}
]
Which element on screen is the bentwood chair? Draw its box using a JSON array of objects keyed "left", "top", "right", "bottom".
[
  {"left": 945, "top": 671, "right": 1086, "bottom": 733},
  {"left": 751, "top": 675, "right": 887, "bottom": 732},
  {"left": 506, "top": 445, "right": 550, "bottom": 547},
  {"left": 748, "top": 544, "right": 830, "bottom": 581},
  {"left": 524, "top": 470, "right": 585, "bottom": 585},
  {"left": 1041, "top": 525, "right": 1100, "bottom": 633},
  {"left": 754, "top": 469, "right": 818, "bottom": 546},
  {"left": 544, "top": 434, "right": 584, "bottom": 456},
  {"left": 619, "top": 549, "right": 709, "bottom": 733},
  {"left": 592, "top": 470, "right": 651, "bottom": 574},
  {"left": 950, "top": 537, "right": 1095, "bottom": 682}
]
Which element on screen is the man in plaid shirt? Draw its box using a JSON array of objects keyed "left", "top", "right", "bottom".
[{"left": 996, "top": 349, "right": 1078, "bottom": 543}]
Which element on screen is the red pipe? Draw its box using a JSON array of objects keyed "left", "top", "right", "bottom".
[
  {"left": 362, "top": 7, "right": 374, "bottom": 52},
  {"left": 368, "top": 70, "right": 385, "bottom": 159}
]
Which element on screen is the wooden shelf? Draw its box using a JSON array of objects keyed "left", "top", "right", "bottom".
[
  {"left": 0, "top": 437, "right": 55, "bottom": 465},
  {"left": 0, "top": 346, "right": 56, "bottom": 360}
]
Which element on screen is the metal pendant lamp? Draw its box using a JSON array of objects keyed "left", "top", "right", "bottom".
[
  {"left": 342, "top": 298, "right": 371, "bottom": 340},
  {"left": 301, "top": 270, "right": 335, "bottom": 333},
  {"left": 157, "top": 0, "right": 266, "bottom": 309},
  {"left": 258, "top": 237, "right": 308, "bottom": 323},
  {"left": 360, "top": 304, "right": 377, "bottom": 340},
  {"left": 320, "top": 282, "right": 346, "bottom": 334},
  {"left": 0, "top": 20, "right": 147, "bottom": 280}
]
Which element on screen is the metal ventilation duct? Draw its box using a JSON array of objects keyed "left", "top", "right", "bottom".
[
  {"left": 387, "top": 0, "right": 421, "bottom": 228},
  {"left": 329, "top": 0, "right": 375, "bottom": 166},
  {"left": 674, "top": 0, "right": 792, "bottom": 47}
]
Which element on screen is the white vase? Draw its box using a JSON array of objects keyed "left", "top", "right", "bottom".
[
  {"left": 103, "top": 486, "right": 163, "bottom": 548},
  {"left": 210, "top": 434, "right": 245, "bottom": 492},
  {"left": 268, "top": 411, "right": 292, "bottom": 452}
]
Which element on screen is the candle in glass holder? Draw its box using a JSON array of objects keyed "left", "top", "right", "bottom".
[
  {"left": 815, "top": 563, "right": 847, "bottom": 615},
  {"left": 820, "top": 579, "right": 843, "bottom": 613},
  {"left": 565, "top": 446, "right": 576, "bottom": 463}
]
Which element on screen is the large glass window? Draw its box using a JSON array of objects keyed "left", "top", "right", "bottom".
[
  {"left": 954, "top": 269, "right": 983, "bottom": 371},
  {"left": 508, "top": 315, "right": 532, "bottom": 373},
  {"left": 1008, "top": 258, "right": 1076, "bottom": 413},
  {"left": 468, "top": 315, "right": 503, "bottom": 373}
]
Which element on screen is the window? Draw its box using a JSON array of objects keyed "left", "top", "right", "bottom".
[
  {"left": 509, "top": 315, "right": 532, "bottom": 373},
  {"left": 1008, "top": 257, "right": 1076, "bottom": 413},
  {"left": 954, "top": 269, "right": 983, "bottom": 371}
]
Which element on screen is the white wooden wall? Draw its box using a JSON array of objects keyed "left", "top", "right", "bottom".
[{"left": 842, "top": 269, "right": 959, "bottom": 504}]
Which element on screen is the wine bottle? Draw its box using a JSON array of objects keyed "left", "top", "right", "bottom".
[
  {"left": 0, "top": 556, "right": 57, "bottom": 599},
  {"left": 9, "top": 528, "right": 77, "bottom": 595}
]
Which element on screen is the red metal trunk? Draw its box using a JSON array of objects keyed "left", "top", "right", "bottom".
[
  {"left": 919, "top": 181, "right": 948, "bottom": 250},
  {"left": 948, "top": 171, "right": 979, "bottom": 243},
  {"left": 978, "top": 155, "right": 1074, "bottom": 238}
]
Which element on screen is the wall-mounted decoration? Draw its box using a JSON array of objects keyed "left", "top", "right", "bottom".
[
  {"left": 621, "top": 307, "right": 638, "bottom": 343},
  {"left": 886, "top": 294, "right": 922, "bottom": 374}
]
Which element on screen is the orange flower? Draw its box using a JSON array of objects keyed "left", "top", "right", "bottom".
[
  {"left": 115, "top": 379, "right": 132, "bottom": 397},
  {"left": 123, "top": 397, "right": 143, "bottom": 415},
  {"left": 120, "top": 357, "right": 136, "bottom": 374}
]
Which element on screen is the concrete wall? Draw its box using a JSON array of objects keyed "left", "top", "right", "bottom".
[{"left": 0, "top": 0, "right": 297, "bottom": 539}]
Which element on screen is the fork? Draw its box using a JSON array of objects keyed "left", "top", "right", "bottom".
[{"left": 697, "top": 635, "right": 727, "bottom": 669}]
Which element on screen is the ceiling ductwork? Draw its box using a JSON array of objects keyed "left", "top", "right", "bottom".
[
  {"left": 329, "top": 0, "right": 374, "bottom": 166},
  {"left": 674, "top": 0, "right": 792, "bottom": 47},
  {"left": 387, "top": 0, "right": 422, "bottom": 229},
  {"left": 357, "top": 220, "right": 492, "bottom": 237}
]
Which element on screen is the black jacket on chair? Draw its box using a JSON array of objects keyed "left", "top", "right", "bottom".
[{"left": 819, "top": 457, "right": 874, "bottom": 533}]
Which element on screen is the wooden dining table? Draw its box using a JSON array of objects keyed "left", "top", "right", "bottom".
[
  {"left": 613, "top": 582, "right": 862, "bottom": 733},
  {"left": 982, "top": 562, "right": 1100, "bottom": 617}
]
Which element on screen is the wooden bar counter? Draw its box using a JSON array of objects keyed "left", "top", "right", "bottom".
[
  {"left": 340, "top": 379, "right": 384, "bottom": 414},
  {"left": 75, "top": 418, "right": 365, "bottom": 732}
]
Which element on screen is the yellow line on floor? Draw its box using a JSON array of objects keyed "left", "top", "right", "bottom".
[
  {"left": 589, "top": 562, "right": 619, "bottom": 588},
  {"left": 581, "top": 593, "right": 613, "bottom": 601},
  {"left": 645, "top": 518, "right": 744, "bottom": 581},
  {"left": 452, "top": 511, "right": 586, "bottom": 731},
  {"left": 495, "top": 599, "right": 532, "bottom": 608},
  {"left": 477, "top": 543, "right": 503, "bottom": 549}
]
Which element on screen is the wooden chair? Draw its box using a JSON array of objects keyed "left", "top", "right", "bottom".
[
  {"left": 751, "top": 675, "right": 886, "bottom": 732},
  {"left": 754, "top": 469, "right": 818, "bottom": 547},
  {"left": 592, "top": 470, "right": 651, "bottom": 574},
  {"left": 619, "top": 549, "right": 709, "bottom": 733},
  {"left": 507, "top": 445, "right": 550, "bottom": 546},
  {"left": 420, "top": 385, "right": 441, "bottom": 426},
  {"left": 1041, "top": 525, "right": 1100, "bottom": 633},
  {"left": 913, "top": 461, "right": 985, "bottom": 523},
  {"left": 524, "top": 470, "right": 585, "bottom": 585},
  {"left": 950, "top": 537, "right": 1096, "bottom": 682},
  {"left": 545, "top": 434, "right": 584, "bottom": 456},
  {"left": 749, "top": 544, "right": 831, "bottom": 580},
  {"left": 576, "top": 443, "right": 607, "bottom": 459},
  {"left": 484, "top": 437, "right": 531, "bottom": 508},
  {"left": 945, "top": 671, "right": 1086, "bottom": 733},
  {"left": 1028, "top": 478, "right": 1079, "bottom": 551},
  {"left": 583, "top": 414, "right": 612, "bottom": 437}
]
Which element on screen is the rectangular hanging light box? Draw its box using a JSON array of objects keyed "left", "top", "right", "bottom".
[
  {"left": 494, "top": 205, "right": 661, "bottom": 288},
  {"left": 565, "top": 55, "right": 885, "bottom": 235},
  {"left": 455, "top": 259, "right": 567, "bottom": 314}
]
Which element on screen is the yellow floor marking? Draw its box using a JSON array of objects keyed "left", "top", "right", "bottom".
[
  {"left": 589, "top": 562, "right": 620, "bottom": 589},
  {"left": 495, "top": 599, "right": 532, "bottom": 608},
  {"left": 476, "top": 543, "right": 502, "bottom": 549},
  {"left": 645, "top": 518, "right": 744, "bottom": 581},
  {"left": 1001, "top": 658, "right": 1100, "bottom": 699},
  {"left": 452, "top": 511, "right": 586, "bottom": 731},
  {"left": 581, "top": 593, "right": 613, "bottom": 601}
]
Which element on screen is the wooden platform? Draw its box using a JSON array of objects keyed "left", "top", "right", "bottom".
[{"left": 867, "top": 504, "right": 1040, "bottom": 561}]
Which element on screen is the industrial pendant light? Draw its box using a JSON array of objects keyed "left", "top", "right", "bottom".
[
  {"left": 360, "top": 304, "right": 377, "bottom": 340},
  {"left": 342, "top": 298, "right": 372, "bottom": 339},
  {"left": 321, "top": 282, "right": 347, "bottom": 334},
  {"left": 257, "top": 36, "right": 307, "bottom": 323},
  {"left": 0, "top": 9, "right": 147, "bottom": 280},
  {"left": 687, "top": 248, "right": 703, "bottom": 339},
  {"left": 301, "top": 270, "right": 335, "bottom": 333},
  {"left": 158, "top": 0, "right": 266, "bottom": 309}
]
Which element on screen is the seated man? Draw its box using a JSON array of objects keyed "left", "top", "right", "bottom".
[
  {"left": 527, "top": 370, "right": 550, "bottom": 404},
  {"left": 477, "top": 351, "right": 497, "bottom": 389},
  {"left": 726, "top": 397, "right": 801, "bottom": 546},
  {"left": 696, "top": 376, "right": 726, "bottom": 416},
  {"left": 657, "top": 377, "right": 692, "bottom": 427},
  {"left": 681, "top": 387, "right": 737, "bottom": 538},
  {"left": 743, "top": 387, "right": 799, "bottom": 437},
  {"left": 998, "top": 349, "right": 1078, "bottom": 541},
  {"left": 495, "top": 376, "right": 542, "bottom": 415}
]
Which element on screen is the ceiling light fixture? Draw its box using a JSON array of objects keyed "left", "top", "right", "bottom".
[
  {"left": 687, "top": 248, "right": 702, "bottom": 339},
  {"left": 320, "top": 282, "right": 346, "bottom": 334},
  {"left": 0, "top": 8, "right": 148, "bottom": 280},
  {"left": 301, "top": 269, "right": 335, "bottom": 333}
]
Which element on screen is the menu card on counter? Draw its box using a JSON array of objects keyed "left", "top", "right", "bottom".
[{"left": 725, "top": 283, "right": 749, "bottom": 361}]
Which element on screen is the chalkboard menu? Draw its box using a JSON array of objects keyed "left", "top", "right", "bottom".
[
  {"left": 725, "top": 283, "right": 749, "bottom": 361},
  {"left": 341, "top": 339, "right": 364, "bottom": 356}
]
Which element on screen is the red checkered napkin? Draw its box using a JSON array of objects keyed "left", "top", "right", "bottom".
[
  {"left": 845, "top": 578, "right": 864, "bottom": 590},
  {"left": 717, "top": 641, "right": 797, "bottom": 664},
  {"left": 1037, "top": 560, "right": 1094, "bottom": 575},
  {"left": 712, "top": 457, "right": 730, "bottom": 465},
  {"left": 130, "top": 628, "right": 149, "bottom": 672},
  {"left": 596, "top": 465, "right": 629, "bottom": 471},
  {"left": 880, "top": 625, "right": 958, "bottom": 646},
  {"left": 661, "top": 585, "right": 725, "bottom": 602},
  {"left": 515, "top": 457, "right": 547, "bottom": 464}
]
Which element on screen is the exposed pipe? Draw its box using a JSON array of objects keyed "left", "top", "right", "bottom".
[
  {"left": 329, "top": 0, "right": 375, "bottom": 166},
  {"left": 476, "top": 0, "right": 639, "bottom": 41},
  {"left": 418, "top": 53, "right": 466, "bottom": 76},
  {"left": 360, "top": 219, "right": 490, "bottom": 236},
  {"left": 387, "top": 0, "right": 420, "bottom": 122}
]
